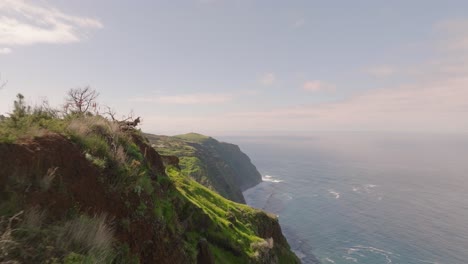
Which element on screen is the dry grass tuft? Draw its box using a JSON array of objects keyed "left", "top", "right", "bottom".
[
  {"left": 114, "top": 145, "right": 127, "bottom": 166},
  {"left": 0, "top": 211, "right": 23, "bottom": 259},
  {"left": 39, "top": 167, "right": 58, "bottom": 191},
  {"left": 67, "top": 116, "right": 120, "bottom": 137},
  {"left": 21, "top": 207, "right": 46, "bottom": 230},
  {"left": 67, "top": 118, "right": 91, "bottom": 137},
  {"left": 58, "top": 214, "right": 115, "bottom": 262}
]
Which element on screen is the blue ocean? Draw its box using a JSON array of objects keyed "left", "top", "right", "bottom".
[{"left": 221, "top": 133, "right": 468, "bottom": 264}]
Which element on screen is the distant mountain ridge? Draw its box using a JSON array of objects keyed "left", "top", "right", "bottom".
[{"left": 145, "top": 132, "right": 263, "bottom": 203}]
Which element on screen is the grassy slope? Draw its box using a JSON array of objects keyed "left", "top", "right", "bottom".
[
  {"left": 167, "top": 165, "right": 299, "bottom": 263},
  {"left": 174, "top": 132, "right": 211, "bottom": 142},
  {"left": 168, "top": 166, "right": 261, "bottom": 263}
]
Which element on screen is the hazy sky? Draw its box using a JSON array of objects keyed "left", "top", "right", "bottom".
[{"left": 1, "top": 0, "right": 468, "bottom": 135}]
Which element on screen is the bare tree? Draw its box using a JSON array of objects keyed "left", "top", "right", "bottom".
[
  {"left": 65, "top": 87, "right": 99, "bottom": 114},
  {"left": 0, "top": 73, "right": 7, "bottom": 90},
  {"left": 102, "top": 105, "right": 117, "bottom": 121},
  {"left": 101, "top": 106, "right": 141, "bottom": 131}
]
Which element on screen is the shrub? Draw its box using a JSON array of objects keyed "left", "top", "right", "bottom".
[
  {"left": 57, "top": 214, "right": 115, "bottom": 263},
  {"left": 134, "top": 175, "right": 154, "bottom": 196},
  {"left": 0, "top": 94, "right": 65, "bottom": 143}
]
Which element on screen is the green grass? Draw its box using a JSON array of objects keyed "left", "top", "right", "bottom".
[
  {"left": 166, "top": 166, "right": 270, "bottom": 261},
  {"left": 0, "top": 113, "right": 67, "bottom": 143},
  {"left": 174, "top": 133, "right": 211, "bottom": 143}
]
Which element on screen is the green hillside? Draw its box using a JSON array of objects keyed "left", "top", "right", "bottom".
[{"left": 146, "top": 133, "right": 262, "bottom": 203}]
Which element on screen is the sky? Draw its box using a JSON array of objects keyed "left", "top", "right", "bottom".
[{"left": 1, "top": 0, "right": 468, "bottom": 135}]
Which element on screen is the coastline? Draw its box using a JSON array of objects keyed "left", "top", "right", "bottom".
[{"left": 243, "top": 179, "right": 321, "bottom": 264}]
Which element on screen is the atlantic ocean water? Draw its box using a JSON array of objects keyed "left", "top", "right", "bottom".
[{"left": 220, "top": 133, "right": 468, "bottom": 264}]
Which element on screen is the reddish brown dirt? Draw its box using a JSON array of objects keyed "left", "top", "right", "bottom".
[
  {"left": 0, "top": 134, "right": 189, "bottom": 263},
  {"left": 132, "top": 134, "right": 166, "bottom": 178},
  {"left": 161, "top": 155, "right": 181, "bottom": 169}
]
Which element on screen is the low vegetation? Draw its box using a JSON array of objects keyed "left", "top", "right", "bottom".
[
  {"left": 0, "top": 210, "right": 115, "bottom": 263},
  {"left": 0, "top": 90, "right": 299, "bottom": 263}
]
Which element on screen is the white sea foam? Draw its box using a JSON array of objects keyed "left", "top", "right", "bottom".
[
  {"left": 352, "top": 184, "right": 378, "bottom": 194},
  {"left": 324, "top": 257, "right": 336, "bottom": 263},
  {"left": 346, "top": 248, "right": 365, "bottom": 258},
  {"left": 364, "top": 184, "right": 378, "bottom": 192},
  {"left": 343, "top": 256, "right": 358, "bottom": 263},
  {"left": 328, "top": 189, "right": 340, "bottom": 199},
  {"left": 262, "top": 175, "right": 283, "bottom": 183},
  {"left": 347, "top": 245, "right": 395, "bottom": 264}
]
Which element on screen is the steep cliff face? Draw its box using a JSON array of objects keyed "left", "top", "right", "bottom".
[
  {"left": 198, "top": 137, "right": 262, "bottom": 191},
  {"left": 0, "top": 133, "right": 190, "bottom": 263},
  {"left": 145, "top": 133, "right": 262, "bottom": 203},
  {"left": 0, "top": 116, "right": 299, "bottom": 264}
]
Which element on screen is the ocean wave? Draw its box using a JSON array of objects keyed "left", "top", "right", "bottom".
[
  {"left": 352, "top": 184, "right": 378, "bottom": 194},
  {"left": 346, "top": 248, "right": 365, "bottom": 258},
  {"left": 328, "top": 189, "right": 340, "bottom": 199},
  {"left": 262, "top": 175, "right": 283, "bottom": 183},
  {"left": 323, "top": 257, "right": 336, "bottom": 263},
  {"left": 343, "top": 256, "right": 358, "bottom": 263},
  {"left": 346, "top": 245, "right": 396, "bottom": 264}
]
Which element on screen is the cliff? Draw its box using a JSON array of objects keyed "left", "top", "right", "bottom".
[
  {"left": 0, "top": 115, "right": 299, "bottom": 263},
  {"left": 145, "top": 133, "right": 262, "bottom": 203}
]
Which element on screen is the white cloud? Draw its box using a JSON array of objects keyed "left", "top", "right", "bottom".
[
  {"left": 364, "top": 65, "right": 395, "bottom": 77},
  {"left": 303, "top": 80, "right": 335, "bottom": 92},
  {"left": 131, "top": 93, "right": 232, "bottom": 104},
  {"left": 0, "top": 0, "right": 102, "bottom": 51},
  {"left": 259, "top": 72, "right": 276, "bottom": 86},
  {"left": 0, "top": 47, "right": 11, "bottom": 54}
]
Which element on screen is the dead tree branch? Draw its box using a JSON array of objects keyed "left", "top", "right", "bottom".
[{"left": 65, "top": 87, "right": 99, "bottom": 114}]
